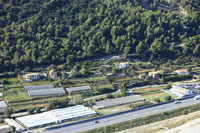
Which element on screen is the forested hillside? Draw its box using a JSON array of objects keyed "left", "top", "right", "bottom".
[{"left": 0, "top": 0, "right": 200, "bottom": 72}]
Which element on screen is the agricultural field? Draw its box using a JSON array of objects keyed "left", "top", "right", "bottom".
[
  {"left": 3, "top": 83, "right": 68, "bottom": 112},
  {"left": 131, "top": 86, "right": 166, "bottom": 95}
]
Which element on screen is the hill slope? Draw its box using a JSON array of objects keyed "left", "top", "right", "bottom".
[{"left": 0, "top": 0, "right": 200, "bottom": 72}]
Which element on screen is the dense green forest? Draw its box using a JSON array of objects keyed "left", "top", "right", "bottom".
[{"left": 0, "top": 0, "right": 200, "bottom": 72}]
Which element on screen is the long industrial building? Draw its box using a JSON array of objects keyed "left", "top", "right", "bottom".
[
  {"left": 28, "top": 88, "right": 65, "bottom": 97},
  {"left": 16, "top": 105, "right": 96, "bottom": 129},
  {"left": 24, "top": 84, "right": 54, "bottom": 90},
  {"left": 93, "top": 95, "right": 144, "bottom": 109}
]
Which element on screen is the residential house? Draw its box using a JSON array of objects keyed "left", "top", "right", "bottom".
[
  {"left": 139, "top": 74, "right": 146, "bottom": 78},
  {"left": 49, "top": 69, "right": 57, "bottom": 79},
  {"left": 116, "top": 62, "right": 130, "bottom": 69},
  {"left": 149, "top": 71, "right": 161, "bottom": 79},
  {"left": 174, "top": 69, "right": 189, "bottom": 75},
  {"left": 24, "top": 73, "right": 40, "bottom": 82}
]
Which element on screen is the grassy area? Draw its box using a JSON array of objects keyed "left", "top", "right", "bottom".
[
  {"left": 98, "top": 83, "right": 113, "bottom": 90},
  {"left": 4, "top": 91, "right": 31, "bottom": 103},
  {"left": 142, "top": 92, "right": 177, "bottom": 102},
  {"left": 132, "top": 86, "right": 165, "bottom": 94}
]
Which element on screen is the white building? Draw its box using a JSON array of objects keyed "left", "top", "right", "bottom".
[
  {"left": 24, "top": 73, "right": 40, "bottom": 82},
  {"left": 116, "top": 62, "right": 129, "bottom": 69},
  {"left": 49, "top": 69, "right": 57, "bottom": 79},
  {"left": 174, "top": 69, "right": 189, "bottom": 75}
]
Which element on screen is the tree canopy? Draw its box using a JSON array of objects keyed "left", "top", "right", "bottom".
[{"left": 0, "top": 0, "right": 200, "bottom": 72}]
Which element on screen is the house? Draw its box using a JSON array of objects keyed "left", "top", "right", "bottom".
[
  {"left": 18, "top": 75, "right": 24, "bottom": 81},
  {"left": 139, "top": 74, "right": 146, "bottom": 78},
  {"left": 149, "top": 71, "right": 161, "bottom": 79},
  {"left": 0, "top": 101, "right": 8, "bottom": 112},
  {"left": 49, "top": 69, "right": 57, "bottom": 79},
  {"left": 116, "top": 62, "right": 129, "bottom": 69},
  {"left": 174, "top": 69, "right": 189, "bottom": 75},
  {"left": 24, "top": 73, "right": 40, "bottom": 82}
]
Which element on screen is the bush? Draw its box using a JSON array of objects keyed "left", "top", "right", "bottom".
[
  {"left": 4, "top": 109, "right": 13, "bottom": 118},
  {"left": 154, "top": 98, "right": 161, "bottom": 103},
  {"left": 28, "top": 108, "right": 35, "bottom": 114},
  {"left": 164, "top": 96, "right": 172, "bottom": 102},
  {"left": 36, "top": 107, "right": 42, "bottom": 113}
]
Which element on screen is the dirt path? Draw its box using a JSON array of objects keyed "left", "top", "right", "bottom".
[{"left": 116, "top": 111, "right": 200, "bottom": 133}]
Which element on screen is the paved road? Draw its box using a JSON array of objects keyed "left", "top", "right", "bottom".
[{"left": 45, "top": 97, "right": 200, "bottom": 133}]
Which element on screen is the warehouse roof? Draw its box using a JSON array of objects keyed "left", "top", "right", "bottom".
[
  {"left": 24, "top": 84, "right": 54, "bottom": 90},
  {"left": 66, "top": 85, "right": 92, "bottom": 93},
  {"left": 28, "top": 88, "right": 65, "bottom": 97},
  {"left": 44, "top": 105, "right": 96, "bottom": 123},
  {"left": 16, "top": 113, "right": 54, "bottom": 129},
  {"left": 16, "top": 105, "right": 96, "bottom": 129},
  {"left": 94, "top": 95, "right": 144, "bottom": 109}
]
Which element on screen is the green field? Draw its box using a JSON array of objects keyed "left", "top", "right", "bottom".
[{"left": 142, "top": 92, "right": 177, "bottom": 102}]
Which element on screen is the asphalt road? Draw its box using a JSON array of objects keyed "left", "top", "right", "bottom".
[{"left": 44, "top": 97, "right": 200, "bottom": 133}]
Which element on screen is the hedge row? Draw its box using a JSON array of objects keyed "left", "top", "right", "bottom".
[{"left": 85, "top": 103, "right": 200, "bottom": 133}]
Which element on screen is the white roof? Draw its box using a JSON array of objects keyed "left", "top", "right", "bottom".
[
  {"left": 16, "top": 105, "right": 96, "bottom": 128},
  {"left": 16, "top": 113, "right": 54, "bottom": 129},
  {"left": 44, "top": 105, "right": 96, "bottom": 122}
]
